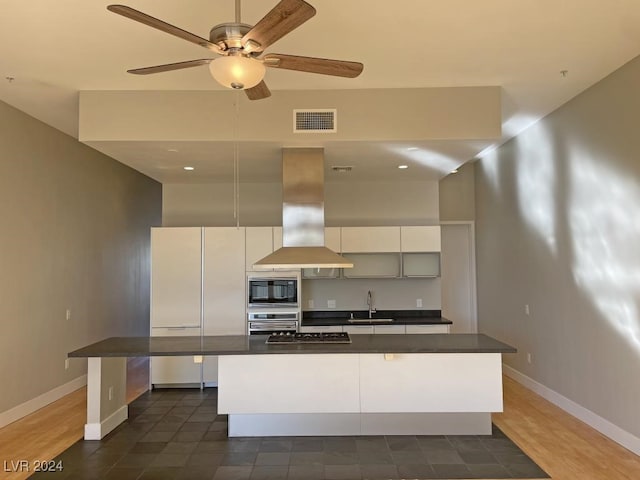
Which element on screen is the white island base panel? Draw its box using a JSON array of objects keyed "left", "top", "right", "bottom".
[
  {"left": 228, "top": 412, "right": 491, "bottom": 437},
  {"left": 84, "top": 357, "right": 128, "bottom": 440},
  {"left": 218, "top": 353, "right": 503, "bottom": 437}
]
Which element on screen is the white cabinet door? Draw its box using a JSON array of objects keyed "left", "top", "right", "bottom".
[
  {"left": 405, "top": 324, "right": 450, "bottom": 334},
  {"left": 203, "top": 227, "right": 246, "bottom": 335},
  {"left": 341, "top": 227, "right": 400, "bottom": 252},
  {"left": 373, "top": 325, "right": 406, "bottom": 334},
  {"left": 359, "top": 353, "right": 503, "bottom": 413},
  {"left": 151, "top": 227, "right": 202, "bottom": 328},
  {"left": 151, "top": 327, "right": 202, "bottom": 385},
  {"left": 300, "top": 325, "right": 343, "bottom": 333},
  {"left": 218, "top": 355, "right": 360, "bottom": 414},
  {"left": 246, "top": 227, "right": 274, "bottom": 272},
  {"left": 343, "top": 325, "right": 375, "bottom": 334},
  {"left": 203, "top": 227, "right": 247, "bottom": 384},
  {"left": 400, "top": 226, "right": 441, "bottom": 252}
]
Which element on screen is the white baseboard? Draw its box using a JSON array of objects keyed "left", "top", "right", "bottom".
[
  {"left": 503, "top": 364, "right": 640, "bottom": 456},
  {"left": 0, "top": 375, "right": 87, "bottom": 429},
  {"left": 84, "top": 405, "right": 128, "bottom": 440}
]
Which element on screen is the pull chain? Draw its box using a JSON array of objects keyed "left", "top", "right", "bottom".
[{"left": 233, "top": 90, "right": 241, "bottom": 228}]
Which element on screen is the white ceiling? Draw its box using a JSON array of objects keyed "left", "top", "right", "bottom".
[{"left": 1, "top": 0, "right": 640, "bottom": 183}]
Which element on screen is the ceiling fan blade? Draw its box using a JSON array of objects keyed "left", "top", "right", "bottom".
[
  {"left": 263, "top": 54, "right": 364, "bottom": 78},
  {"left": 245, "top": 81, "right": 272, "bottom": 100},
  {"left": 241, "top": 0, "right": 315, "bottom": 53},
  {"left": 127, "top": 59, "right": 212, "bottom": 75},
  {"left": 107, "top": 5, "right": 224, "bottom": 55}
]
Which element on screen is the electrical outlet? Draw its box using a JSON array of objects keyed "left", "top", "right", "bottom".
[
  {"left": 416, "top": 298, "right": 423, "bottom": 308},
  {"left": 66, "top": 309, "right": 71, "bottom": 321},
  {"left": 327, "top": 299, "right": 336, "bottom": 308},
  {"left": 524, "top": 304, "right": 530, "bottom": 316},
  {"left": 108, "top": 386, "right": 113, "bottom": 401},
  {"left": 64, "top": 359, "right": 69, "bottom": 370},
  {"left": 527, "top": 353, "right": 532, "bottom": 364},
  {"left": 308, "top": 299, "right": 314, "bottom": 309}
]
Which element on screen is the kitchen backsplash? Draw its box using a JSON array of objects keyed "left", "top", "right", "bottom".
[{"left": 301, "top": 278, "right": 441, "bottom": 311}]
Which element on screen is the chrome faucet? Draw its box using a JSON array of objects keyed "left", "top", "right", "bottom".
[{"left": 367, "top": 290, "right": 377, "bottom": 318}]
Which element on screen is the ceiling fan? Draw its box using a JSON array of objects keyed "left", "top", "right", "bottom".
[{"left": 107, "top": 0, "right": 364, "bottom": 100}]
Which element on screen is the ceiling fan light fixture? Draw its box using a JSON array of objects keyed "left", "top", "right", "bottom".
[{"left": 208, "top": 55, "right": 265, "bottom": 90}]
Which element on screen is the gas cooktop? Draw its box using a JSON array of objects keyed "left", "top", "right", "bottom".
[{"left": 265, "top": 332, "right": 352, "bottom": 344}]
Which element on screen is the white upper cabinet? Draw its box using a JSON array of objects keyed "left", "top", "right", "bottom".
[
  {"left": 245, "top": 227, "right": 274, "bottom": 271},
  {"left": 400, "top": 226, "right": 441, "bottom": 252},
  {"left": 342, "top": 253, "right": 401, "bottom": 278},
  {"left": 273, "top": 226, "right": 283, "bottom": 250},
  {"left": 341, "top": 227, "right": 401, "bottom": 253},
  {"left": 150, "top": 227, "right": 202, "bottom": 328},
  {"left": 325, "top": 227, "right": 341, "bottom": 252}
]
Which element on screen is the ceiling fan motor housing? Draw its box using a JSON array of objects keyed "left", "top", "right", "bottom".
[{"left": 209, "top": 23, "right": 253, "bottom": 50}]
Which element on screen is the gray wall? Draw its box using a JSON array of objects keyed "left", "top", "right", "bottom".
[
  {"left": 475, "top": 56, "right": 640, "bottom": 438},
  {"left": 0, "top": 100, "right": 161, "bottom": 414}
]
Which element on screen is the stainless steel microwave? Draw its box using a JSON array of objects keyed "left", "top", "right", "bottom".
[{"left": 247, "top": 276, "right": 298, "bottom": 308}]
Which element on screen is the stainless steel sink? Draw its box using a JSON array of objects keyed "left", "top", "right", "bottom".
[{"left": 347, "top": 318, "right": 394, "bottom": 323}]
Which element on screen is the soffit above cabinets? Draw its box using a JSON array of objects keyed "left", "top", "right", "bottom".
[{"left": 80, "top": 87, "right": 500, "bottom": 183}]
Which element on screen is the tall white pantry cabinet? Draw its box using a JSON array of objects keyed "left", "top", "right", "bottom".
[{"left": 150, "top": 227, "right": 246, "bottom": 387}]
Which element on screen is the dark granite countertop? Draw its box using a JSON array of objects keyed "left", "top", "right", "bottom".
[
  {"left": 302, "top": 310, "right": 453, "bottom": 326},
  {"left": 69, "top": 334, "right": 515, "bottom": 358}
]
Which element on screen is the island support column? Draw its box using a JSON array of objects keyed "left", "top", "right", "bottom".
[{"left": 84, "top": 357, "right": 128, "bottom": 440}]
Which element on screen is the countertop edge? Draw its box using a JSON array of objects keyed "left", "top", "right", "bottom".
[{"left": 68, "top": 334, "right": 517, "bottom": 358}]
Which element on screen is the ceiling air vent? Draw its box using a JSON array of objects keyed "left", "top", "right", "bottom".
[{"left": 293, "top": 109, "right": 337, "bottom": 133}]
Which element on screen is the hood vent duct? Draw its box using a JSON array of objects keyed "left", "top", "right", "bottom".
[{"left": 253, "top": 148, "right": 353, "bottom": 270}]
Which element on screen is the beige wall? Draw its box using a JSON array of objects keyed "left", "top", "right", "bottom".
[
  {"left": 163, "top": 179, "right": 441, "bottom": 310},
  {"left": 303, "top": 278, "right": 441, "bottom": 312},
  {"left": 439, "top": 161, "right": 475, "bottom": 221},
  {"left": 475, "top": 56, "right": 640, "bottom": 439},
  {"left": 163, "top": 180, "right": 439, "bottom": 227},
  {"left": 0, "top": 100, "right": 161, "bottom": 414},
  {"left": 80, "top": 87, "right": 501, "bottom": 142}
]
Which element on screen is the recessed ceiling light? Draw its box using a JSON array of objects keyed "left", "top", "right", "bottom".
[
  {"left": 451, "top": 169, "right": 459, "bottom": 174},
  {"left": 406, "top": 147, "right": 418, "bottom": 151},
  {"left": 398, "top": 165, "right": 409, "bottom": 169},
  {"left": 183, "top": 166, "right": 194, "bottom": 171},
  {"left": 168, "top": 148, "right": 179, "bottom": 152}
]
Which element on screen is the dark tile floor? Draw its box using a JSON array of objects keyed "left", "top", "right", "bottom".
[{"left": 30, "top": 388, "right": 549, "bottom": 479}]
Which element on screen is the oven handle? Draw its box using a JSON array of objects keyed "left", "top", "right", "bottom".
[{"left": 249, "top": 321, "right": 298, "bottom": 331}]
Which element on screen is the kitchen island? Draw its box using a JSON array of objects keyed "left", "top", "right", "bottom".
[{"left": 69, "top": 334, "right": 515, "bottom": 439}]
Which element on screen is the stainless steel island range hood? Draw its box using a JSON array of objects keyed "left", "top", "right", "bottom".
[{"left": 253, "top": 148, "right": 353, "bottom": 270}]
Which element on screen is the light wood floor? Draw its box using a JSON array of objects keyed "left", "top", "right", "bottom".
[
  {"left": 0, "top": 358, "right": 149, "bottom": 480},
  {"left": 0, "top": 363, "right": 639, "bottom": 480}
]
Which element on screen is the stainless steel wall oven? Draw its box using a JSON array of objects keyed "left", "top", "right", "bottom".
[{"left": 247, "top": 311, "right": 299, "bottom": 335}]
